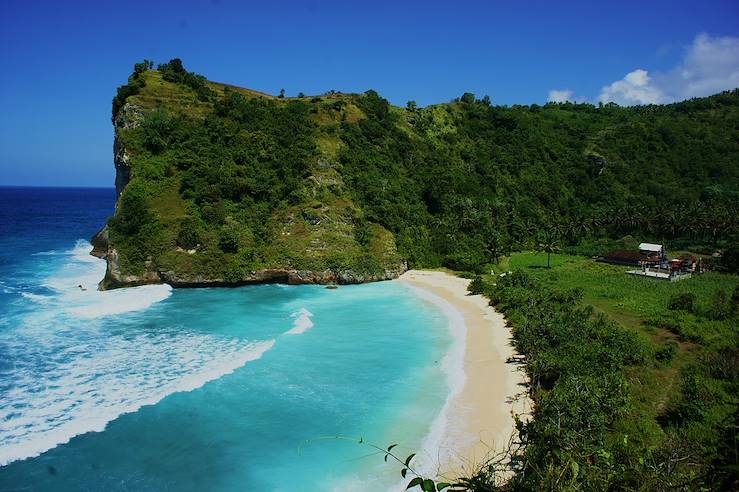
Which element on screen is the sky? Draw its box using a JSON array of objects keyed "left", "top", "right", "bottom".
[{"left": 0, "top": 0, "right": 737, "bottom": 187}]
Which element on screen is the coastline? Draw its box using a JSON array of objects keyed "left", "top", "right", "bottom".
[{"left": 397, "top": 270, "right": 530, "bottom": 483}]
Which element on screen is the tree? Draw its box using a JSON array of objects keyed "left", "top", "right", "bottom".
[
  {"left": 297, "top": 92, "right": 305, "bottom": 98},
  {"left": 406, "top": 100, "right": 417, "bottom": 111},
  {"left": 460, "top": 92, "right": 475, "bottom": 104},
  {"left": 537, "top": 233, "right": 560, "bottom": 268},
  {"left": 134, "top": 59, "right": 152, "bottom": 75},
  {"left": 278, "top": 88, "right": 285, "bottom": 98},
  {"left": 481, "top": 95, "right": 491, "bottom": 106}
]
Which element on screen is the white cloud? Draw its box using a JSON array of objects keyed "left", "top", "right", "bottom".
[
  {"left": 548, "top": 89, "right": 573, "bottom": 102},
  {"left": 598, "top": 33, "right": 739, "bottom": 105},
  {"left": 598, "top": 69, "right": 666, "bottom": 105}
]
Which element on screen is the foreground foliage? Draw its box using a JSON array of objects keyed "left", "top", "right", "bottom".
[{"left": 460, "top": 255, "right": 738, "bottom": 490}]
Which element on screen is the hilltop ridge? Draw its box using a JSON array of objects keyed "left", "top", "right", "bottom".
[{"left": 94, "top": 59, "right": 739, "bottom": 289}]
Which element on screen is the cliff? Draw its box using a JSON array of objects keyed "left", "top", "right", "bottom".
[
  {"left": 96, "top": 59, "right": 739, "bottom": 289},
  {"left": 96, "top": 61, "right": 407, "bottom": 289}
]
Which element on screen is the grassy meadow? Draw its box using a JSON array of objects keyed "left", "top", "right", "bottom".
[{"left": 467, "top": 251, "right": 737, "bottom": 490}]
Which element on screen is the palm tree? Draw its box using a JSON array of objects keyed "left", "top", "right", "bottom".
[{"left": 537, "top": 232, "right": 561, "bottom": 268}]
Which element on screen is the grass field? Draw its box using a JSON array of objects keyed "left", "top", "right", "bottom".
[
  {"left": 469, "top": 251, "right": 737, "bottom": 488},
  {"left": 486, "top": 251, "right": 737, "bottom": 444}
]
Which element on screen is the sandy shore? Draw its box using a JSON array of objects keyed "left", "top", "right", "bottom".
[{"left": 396, "top": 270, "right": 530, "bottom": 482}]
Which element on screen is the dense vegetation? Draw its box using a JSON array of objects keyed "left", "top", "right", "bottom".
[
  {"left": 339, "top": 90, "right": 739, "bottom": 272},
  {"left": 108, "top": 60, "right": 403, "bottom": 282},
  {"left": 462, "top": 253, "right": 738, "bottom": 490},
  {"left": 105, "top": 59, "right": 738, "bottom": 489},
  {"left": 107, "top": 59, "right": 738, "bottom": 283}
]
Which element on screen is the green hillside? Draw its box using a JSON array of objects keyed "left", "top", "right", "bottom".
[{"left": 98, "top": 59, "right": 739, "bottom": 288}]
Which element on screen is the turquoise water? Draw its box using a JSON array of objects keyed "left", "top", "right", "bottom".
[{"left": 0, "top": 188, "right": 452, "bottom": 491}]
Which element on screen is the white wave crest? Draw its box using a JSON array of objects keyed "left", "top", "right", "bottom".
[
  {"left": 0, "top": 334, "right": 275, "bottom": 466},
  {"left": 285, "top": 307, "right": 314, "bottom": 335},
  {"left": 31, "top": 239, "right": 173, "bottom": 319},
  {"left": 20, "top": 292, "right": 51, "bottom": 304},
  {"left": 66, "top": 284, "right": 173, "bottom": 319}
]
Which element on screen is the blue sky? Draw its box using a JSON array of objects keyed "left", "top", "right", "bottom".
[{"left": 1, "top": 0, "right": 738, "bottom": 187}]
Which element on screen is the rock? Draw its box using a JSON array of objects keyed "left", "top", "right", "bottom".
[
  {"left": 100, "top": 261, "right": 407, "bottom": 290},
  {"left": 90, "top": 225, "right": 109, "bottom": 258},
  {"left": 302, "top": 210, "right": 321, "bottom": 225},
  {"left": 112, "top": 103, "right": 143, "bottom": 197},
  {"left": 98, "top": 248, "right": 161, "bottom": 290}
]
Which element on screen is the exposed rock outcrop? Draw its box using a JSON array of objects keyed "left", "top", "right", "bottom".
[
  {"left": 113, "top": 103, "right": 143, "bottom": 197},
  {"left": 99, "top": 248, "right": 162, "bottom": 290},
  {"left": 99, "top": 262, "right": 407, "bottom": 290},
  {"left": 90, "top": 225, "right": 109, "bottom": 258}
]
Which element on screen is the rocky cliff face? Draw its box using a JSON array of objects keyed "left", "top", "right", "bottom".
[
  {"left": 99, "top": 257, "right": 406, "bottom": 290},
  {"left": 95, "top": 100, "right": 406, "bottom": 290},
  {"left": 112, "top": 103, "right": 142, "bottom": 196}
]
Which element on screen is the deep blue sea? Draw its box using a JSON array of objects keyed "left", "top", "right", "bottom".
[{"left": 0, "top": 187, "right": 452, "bottom": 491}]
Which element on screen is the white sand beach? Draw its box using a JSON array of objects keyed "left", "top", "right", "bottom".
[{"left": 397, "top": 270, "right": 531, "bottom": 482}]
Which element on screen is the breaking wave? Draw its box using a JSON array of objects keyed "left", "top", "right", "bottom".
[
  {"left": 285, "top": 307, "right": 314, "bottom": 335},
  {"left": 0, "top": 332, "right": 275, "bottom": 466},
  {"left": 0, "top": 239, "right": 277, "bottom": 466}
]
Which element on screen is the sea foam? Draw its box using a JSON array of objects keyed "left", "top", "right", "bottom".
[
  {"left": 31, "top": 240, "right": 174, "bottom": 319},
  {"left": 285, "top": 307, "right": 315, "bottom": 335},
  {"left": 0, "top": 239, "right": 273, "bottom": 466},
  {"left": 0, "top": 332, "right": 275, "bottom": 466},
  {"left": 389, "top": 285, "right": 467, "bottom": 489}
]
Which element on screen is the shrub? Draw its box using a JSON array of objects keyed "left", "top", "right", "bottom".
[
  {"left": 111, "top": 189, "right": 151, "bottom": 235},
  {"left": 668, "top": 292, "right": 696, "bottom": 313},
  {"left": 217, "top": 218, "right": 244, "bottom": 254},
  {"left": 218, "top": 227, "right": 240, "bottom": 253},
  {"left": 112, "top": 61, "right": 149, "bottom": 119},
  {"left": 158, "top": 58, "right": 214, "bottom": 101},
  {"left": 655, "top": 340, "right": 678, "bottom": 364},
  {"left": 176, "top": 217, "right": 201, "bottom": 250},
  {"left": 467, "top": 275, "right": 485, "bottom": 295},
  {"left": 710, "top": 289, "right": 731, "bottom": 320},
  {"left": 460, "top": 92, "right": 475, "bottom": 104}
]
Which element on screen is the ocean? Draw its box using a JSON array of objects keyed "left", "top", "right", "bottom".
[{"left": 0, "top": 187, "right": 454, "bottom": 491}]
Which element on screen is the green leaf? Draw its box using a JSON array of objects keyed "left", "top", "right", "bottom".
[
  {"left": 406, "top": 477, "right": 423, "bottom": 489},
  {"left": 405, "top": 453, "right": 416, "bottom": 467},
  {"left": 387, "top": 443, "right": 397, "bottom": 452},
  {"left": 421, "top": 479, "right": 435, "bottom": 492},
  {"left": 436, "top": 483, "right": 451, "bottom": 491},
  {"left": 571, "top": 461, "right": 579, "bottom": 480},
  {"left": 401, "top": 468, "right": 407, "bottom": 478}
]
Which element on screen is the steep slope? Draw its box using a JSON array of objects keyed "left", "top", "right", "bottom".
[
  {"left": 95, "top": 62, "right": 405, "bottom": 288},
  {"left": 95, "top": 59, "right": 739, "bottom": 288}
]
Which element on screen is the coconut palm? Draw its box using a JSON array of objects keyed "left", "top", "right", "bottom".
[{"left": 537, "top": 232, "right": 561, "bottom": 268}]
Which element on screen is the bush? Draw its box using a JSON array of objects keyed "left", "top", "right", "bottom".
[
  {"left": 158, "top": 58, "right": 214, "bottom": 101},
  {"left": 710, "top": 289, "right": 731, "bottom": 320},
  {"left": 218, "top": 218, "right": 243, "bottom": 253},
  {"left": 218, "top": 229, "right": 239, "bottom": 253},
  {"left": 460, "top": 92, "right": 475, "bottom": 104},
  {"left": 112, "top": 61, "right": 149, "bottom": 119},
  {"left": 467, "top": 275, "right": 485, "bottom": 295},
  {"left": 176, "top": 217, "right": 201, "bottom": 250},
  {"left": 655, "top": 340, "right": 678, "bottom": 364},
  {"left": 668, "top": 292, "right": 696, "bottom": 313},
  {"left": 111, "top": 189, "right": 151, "bottom": 235}
]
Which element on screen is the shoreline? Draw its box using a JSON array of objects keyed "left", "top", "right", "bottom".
[{"left": 397, "top": 270, "right": 530, "bottom": 483}]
